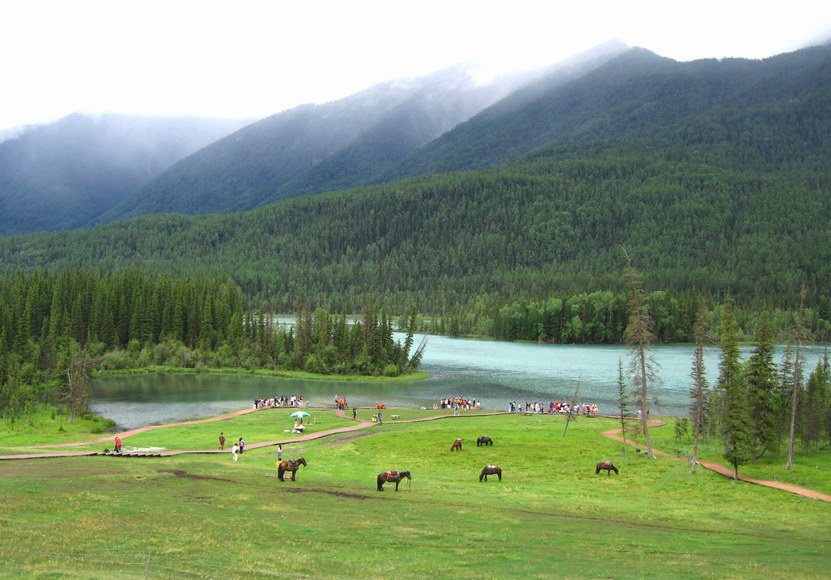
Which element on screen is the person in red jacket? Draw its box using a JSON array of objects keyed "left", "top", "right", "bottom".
[{"left": 114, "top": 436, "right": 122, "bottom": 454}]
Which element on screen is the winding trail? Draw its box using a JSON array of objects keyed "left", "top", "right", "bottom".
[
  {"left": 0, "top": 407, "right": 504, "bottom": 460},
  {"left": 602, "top": 419, "right": 831, "bottom": 503},
  {"left": 4, "top": 409, "right": 829, "bottom": 503}
]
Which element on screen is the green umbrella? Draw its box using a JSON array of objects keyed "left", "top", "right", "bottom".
[{"left": 290, "top": 411, "right": 310, "bottom": 419}]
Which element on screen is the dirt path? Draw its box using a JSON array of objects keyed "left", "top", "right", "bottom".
[
  {"left": 602, "top": 420, "right": 831, "bottom": 503},
  {"left": 8, "top": 410, "right": 827, "bottom": 503},
  {"left": 0, "top": 408, "right": 504, "bottom": 461},
  {"left": 26, "top": 406, "right": 263, "bottom": 449},
  {"left": 0, "top": 407, "right": 372, "bottom": 460}
]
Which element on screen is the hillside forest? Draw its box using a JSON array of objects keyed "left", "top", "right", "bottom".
[
  {"left": 0, "top": 43, "right": 830, "bottom": 475},
  {"left": 1, "top": 156, "right": 828, "bottom": 343},
  {"left": 0, "top": 269, "right": 422, "bottom": 427}
]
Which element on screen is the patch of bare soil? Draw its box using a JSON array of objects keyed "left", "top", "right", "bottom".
[
  {"left": 281, "top": 487, "right": 373, "bottom": 500},
  {"left": 0, "top": 459, "right": 121, "bottom": 479},
  {"left": 156, "top": 469, "right": 232, "bottom": 482}
]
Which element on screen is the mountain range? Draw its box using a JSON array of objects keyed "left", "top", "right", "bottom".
[
  {"left": 99, "top": 40, "right": 629, "bottom": 221},
  {"left": 0, "top": 40, "right": 829, "bottom": 314},
  {"left": 0, "top": 114, "right": 249, "bottom": 235},
  {"left": 0, "top": 41, "right": 629, "bottom": 235}
]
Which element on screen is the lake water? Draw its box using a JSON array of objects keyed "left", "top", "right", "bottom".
[{"left": 90, "top": 334, "right": 827, "bottom": 430}]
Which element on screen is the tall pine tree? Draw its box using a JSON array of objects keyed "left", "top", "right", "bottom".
[
  {"left": 717, "top": 296, "right": 752, "bottom": 480},
  {"left": 744, "top": 310, "right": 778, "bottom": 461},
  {"left": 689, "top": 301, "right": 710, "bottom": 474}
]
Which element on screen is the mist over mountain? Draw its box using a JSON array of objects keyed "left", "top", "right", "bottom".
[
  {"left": 100, "top": 60, "right": 574, "bottom": 221},
  {"left": 382, "top": 42, "right": 831, "bottom": 178},
  {"left": 1, "top": 40, "right": 829, "bottom": 249},
  {"left": 101, "top": 40, "right": 831, "bottom": 224},
  {"left": 0, "top": 42, "right": 829, "bottom": 316},
  {"left": 0, "top": 114, "right": 249, "bottom": 235}
]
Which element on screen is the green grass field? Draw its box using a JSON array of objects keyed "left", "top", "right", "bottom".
[{"left": 1, "top": 411, "right": 829, "bottom": 579}]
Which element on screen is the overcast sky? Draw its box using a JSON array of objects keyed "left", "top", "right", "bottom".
[{"left": 2, "top": 0, "right": 830, "bottom": 131}]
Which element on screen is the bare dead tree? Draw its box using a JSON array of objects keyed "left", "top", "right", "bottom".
[
  {"left": 689, "top": 301, "right": 711, "bottom": 473},
  {"left": 786, "top": 288, "right": 812, "bottom": 470},
  {"left": 562, "top": 377, "right": 581, "bottom": 438},
  {"left": 63, "top": 347, "right": 91, "bottom": 424},
  {"left": 623, "top": 249, "right": 657, "bottom": 459}
]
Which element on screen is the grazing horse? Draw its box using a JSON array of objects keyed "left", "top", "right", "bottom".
[
  {"left": 277, "top": 457, "right": 308, "bottom": 481},
  {"left": 479, "top": 465, "right": 502, "bottom": 482},
  {"left": 476, "top": 436, "right": 493, "bottom": 447},
  {"left": 377, "top": 470, "right": 411, "bottom": 491},
  {"left": 595, "top": 461, "right": 619, "bottom": 475},
  {"left": 450, "top": 438, "right": 463, "bottom": 451}
]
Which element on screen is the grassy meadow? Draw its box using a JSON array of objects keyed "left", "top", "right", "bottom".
[{"left": 1, "top": 410, "right": 829, "bottom": 579}]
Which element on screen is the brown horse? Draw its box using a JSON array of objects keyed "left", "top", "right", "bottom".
[
  {"left": 277, "top": 457, "right": 308, "bottom": 481},
  {"left": 479, "top": 465, "right": 502, "bottom": 481},
  {"left": 595, "top": 461, "right": 619, "bottom": 475},
  {"left": 377, "top": 470, "right": 411, "bottom": 491},
  {"left": 450, "top": 438, "right": 463, "bottom": 451},
  {"left": 476, "top": 436, "right": 493, "bottom": 447}
]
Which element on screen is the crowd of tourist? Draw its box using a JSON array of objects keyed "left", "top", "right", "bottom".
[
  {"left": 438, "top": 397, "right": 481, "bottom": 410},
  {"left": 254, "top": 394, "right": 304, "bottom": 409},
  {"left": 507, "top": 401, "right": 599, "bottom": 415},
  {"left": 249, "top": 394, "right": 598, "bottom": 416}
]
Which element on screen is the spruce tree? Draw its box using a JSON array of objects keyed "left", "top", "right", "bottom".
[
  {"left": 744, "top": 310, "right": 778, "bottom": 461},
  {"left": 617, "top": 358, "right": 630, "bottom": 453},
  {"left": 803, "top": 358, "right": 829, "bottom": 449},
  {"left": 717, "top": 296, "right": 752, "bottom": 479},
  {"left": 689, "top": 301, "right": 710, "bottom": 474},
  {"left": 776, "top": 346, "right": 795, "bottom": 455}
]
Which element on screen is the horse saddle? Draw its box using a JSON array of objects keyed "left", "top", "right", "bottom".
[
  {"left": 486, "top": 465, "right": 497, "bottom": 469},
  {"left": 386, "top": 471, "right": 399, "bottom": 478}
]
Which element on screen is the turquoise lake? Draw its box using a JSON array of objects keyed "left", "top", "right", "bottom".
[{"left": 91, "top": 334, "right": 826, "bottom": 430}]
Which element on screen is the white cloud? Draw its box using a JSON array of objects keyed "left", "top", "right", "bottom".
[{"left": 1, "top": 0, "right": 829, "bottom": 130}]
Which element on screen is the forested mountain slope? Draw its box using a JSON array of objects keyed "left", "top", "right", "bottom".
[
  {"left": 0, "top": 114, "right": 248, "bottom": 235},
  {"left": 101, "top": 65, "right": 539, "bottom": 221},
  {"left": 383, "top": 43, "right": 831, "bottom": 179},
  {"left": 102, "top": 43, "right": 629, "bottom": 221},
  {"left": 3, "top": 43, "right": 827, "bottom": 239},
  {"left": 2, "top": 155, "right": 828, "bottom": 313}
]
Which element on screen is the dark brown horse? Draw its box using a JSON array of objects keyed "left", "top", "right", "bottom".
[
  {"left": 377, "top": 470, "right": 411, "bottom": 491},
  {"left": 450, "top": 438, "right": 463, "bottom": 451},
  {"left": 595, "top": 461, "right": 619, "bottom": 475},
  {"left": 277, "top": 457, "right": 307, "bottom": 481},
  {"left": 476, "top": 436, "right": 493, "bottom": 447},
  {"left": 479, "top": 465, "right": 502, "bottom": 481}
]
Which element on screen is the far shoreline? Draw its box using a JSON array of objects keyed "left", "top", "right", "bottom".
[{"left": 92, "top": 365, "right": 430, "bottom": 383}]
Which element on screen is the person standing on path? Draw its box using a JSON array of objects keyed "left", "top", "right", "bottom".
[
  {"left": 114, "top": 436, "right": 122, "bottom": 454},
  {"left": 377, "top": 410, "right": 382, "bottom": 424},
  {"left": 219, "top": 432, "right": 226, "bottom": 450},
  {"left": 352, "top": 407, "right": 357, "bottom": 419},
  {"left": 239, "top": 437, "right": 245, "bottom": 455},
  {"left": 231, "top": 442, "right": 240, "bottom": 461},
  {"left": 277, "top": 444, "right": 283, "bottom": 462}
]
